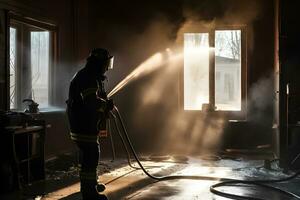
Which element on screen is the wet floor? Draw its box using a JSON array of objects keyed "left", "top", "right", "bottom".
[{"left": 2, "top": 154, "right": 300, "bottom": 200}]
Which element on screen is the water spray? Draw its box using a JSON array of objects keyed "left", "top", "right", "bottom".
[{"left": 108, "top": 49, "right": 182, "bottom": 98}]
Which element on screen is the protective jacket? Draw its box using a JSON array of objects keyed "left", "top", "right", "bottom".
[{"left": 66, "top": 66, "right": 108, "bottom": 142}]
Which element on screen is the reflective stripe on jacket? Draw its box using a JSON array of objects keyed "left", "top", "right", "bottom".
[{"left": 70, "top": 132, "right": 98, "bottom": 143}]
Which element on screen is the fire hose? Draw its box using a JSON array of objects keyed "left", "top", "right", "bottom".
[{"left": 108, "top": 105, "right": 300, "bottom": 200}]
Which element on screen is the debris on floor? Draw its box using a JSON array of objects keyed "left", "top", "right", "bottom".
[{"left": 1, "top": 152, "right": 300, "bottom": 200}]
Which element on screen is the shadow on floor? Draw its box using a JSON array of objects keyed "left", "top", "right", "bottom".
[
  {"left": 106, "top": 161, "right": 188, "bottom": 199},
  {"left": 60, "top": 192, "right": 81, "bottom": 200}
]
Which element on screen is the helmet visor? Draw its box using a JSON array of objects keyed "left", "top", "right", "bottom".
[{"left": 107, "top": 56, "right": 114, "bottom": 70}]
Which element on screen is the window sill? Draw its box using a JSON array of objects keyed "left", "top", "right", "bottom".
[
  {"left": 183, "top": 109, "right": 246, "bottom": 120},
  {"left": 38, "top": 107, "right": 65, "bottom": 113},
  {"left": 10, "top": 106, "right": 65, "bottom": 114}
]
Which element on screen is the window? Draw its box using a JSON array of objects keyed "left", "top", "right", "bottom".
[
  {"left": 9, "top": 18, "right": 55, "bottom": 110},
  {"left": 184, "top": 28, "right": 245, "bottom": 112}
]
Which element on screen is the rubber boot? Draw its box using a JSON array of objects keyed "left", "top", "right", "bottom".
[
  {"left": 81, "top": 181, "right": 108, "bottom": 200},
  {"left": 82, "top": 192, "right": 108, "bottom": 200}
]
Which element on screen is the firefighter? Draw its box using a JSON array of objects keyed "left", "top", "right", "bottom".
[{"left": 66, "top": 48, "right": 114, "bottom": 200}]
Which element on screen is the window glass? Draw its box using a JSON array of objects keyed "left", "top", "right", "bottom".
[
  {"left": 9, "top": 27, "right": 17, "bottom": 109},
  {"left": 31, "top": 31, "right": 50, "bottom": 108},
  {"left": 215, "top": 30, "right": 241, "bottom": 111},
  {"left": 184, "top": 33, "right": 209, "bottom": 110}
]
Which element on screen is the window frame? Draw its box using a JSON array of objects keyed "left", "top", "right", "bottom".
[
  {"left": 180, "top": 25, "right": 247, "bottom": 119},
  {"left": 7, "top": 12, "right": 57, "bottom": 110}
]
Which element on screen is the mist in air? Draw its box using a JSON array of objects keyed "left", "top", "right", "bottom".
[{"left": 84, "top": 0, "right": 272, "bottom": 155}]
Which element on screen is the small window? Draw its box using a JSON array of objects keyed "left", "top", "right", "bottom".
[
  {"left": 183, "top": 28, "right": 245, "bottom": 112},
  {"left": 9, "top": 18, "right": 55, "bottom": 110}
]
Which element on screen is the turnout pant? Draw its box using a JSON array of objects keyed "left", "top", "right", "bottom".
[{"left": 76, "top": 141, "right": 100, "bottom": 198}]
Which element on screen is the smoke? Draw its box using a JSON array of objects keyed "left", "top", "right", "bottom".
[
  {"left": 130, "top": 59, "right": 274, "bottom": 155},
  {"left": 78, "top": 0, "right": 271, "bottom": 155},
  {"left": 159, "top": 110, "right": 226, "bottom": 155},
  {"left": 105, "top": 17, "right": 177, "bottom": 92},
  {"left": 130, "top": 49, "right": 226, "bottom": 155},
  {"left": 105, "top": 0, "right": 268, "bottom": 155},
  {"left": 52, "top": 60, "right": 86, "bottom": 108},
  {"left": 106, "top": 0, "right": 264, "bottom": 96},
  {"left": 178, "top": 0, "right": 263, "bottom": 51},
  {"left": 182, "top": 0, "right": 262, "bottom": 24},
  {"left": 247, "top": 75, "right": 274, "bottom": 125}
]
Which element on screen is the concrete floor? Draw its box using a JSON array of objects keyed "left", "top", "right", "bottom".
[{"left": 2, "top": 154, "right": 300, "bottom": 200}]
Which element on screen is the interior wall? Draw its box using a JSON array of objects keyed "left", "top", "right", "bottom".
[
  {"left": 85, "top": 0, "right": 275, "bottom": 156},
  {"left": 0, "top": 8, "right": 8, "bottom": 111},
  {"left": 278, "top": 0, "right": 300, "bottom": 168}
]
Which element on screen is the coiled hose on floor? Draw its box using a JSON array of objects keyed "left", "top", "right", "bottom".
[{"left": 109, "top": 105, "right": 300, "bottom": 200}]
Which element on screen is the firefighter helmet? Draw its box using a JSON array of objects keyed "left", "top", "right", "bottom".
[{"left": 87, "top": 48, "right": 114, "bottom": 70}]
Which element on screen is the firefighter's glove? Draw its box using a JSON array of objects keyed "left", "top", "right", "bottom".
[{"left": 107, "top": 99, "right": 114, "bottom": 111}]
